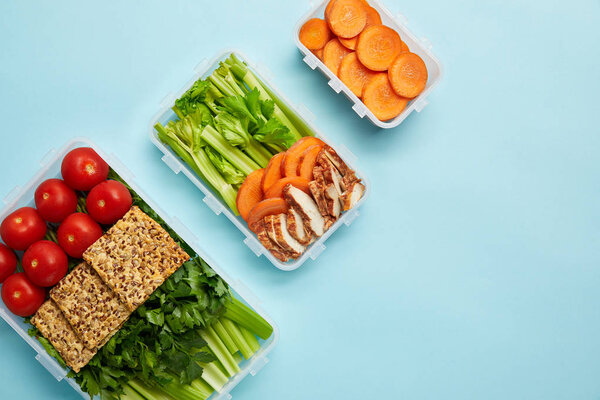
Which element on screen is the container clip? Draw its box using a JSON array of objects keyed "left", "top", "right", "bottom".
[
  {"left": 159, "top": 92, "right": 176, "bottom": 109},
  {"left": 162, "top": 154, "right": 182, "bottom": 174},
  {"left": 193, "top": 58, "right": 208, "bottom": 74},
  {"left": 352, "top": 102, "right": 368, "bottom": 118},
  {"left": 337, "top": 144, "right": 358, "bottom": 165},
  {"left": 203, "top": 195, "right": 224, "bottom": 216},
  {"left": 328, "top": 78, "right": 343, "bottom": 93},
  {"left": 39, "top": 148, "right": 57, "bottom": 167},
  {"left": 309, "top": 242, "right": 326, "bottom": 260},
  {"left": 413, "top": 97, "right": 429, "bottom": 112},
  {"left": 396, "top": 12, "right": 409, "bottom": 26},
  {"left": 420, "top": 37, "right": 433, "bottom": 50},
  {"left": 344, "top": 209, "right": 360, "bottom": 227},
  {"left": 303, "top": 54, "right": 319, "bottom": 70},
  {"left": 244, "top": 235, "right": 264, "bottom": 257},
  {"left": 296, "top": 103, "right": 315, "bottom": 123},
  {"left": 250, "top": 356, "right": 269, "bottom": 376},
  {"left": 35, "top": 352, "right": 67, "bottom": 381}
]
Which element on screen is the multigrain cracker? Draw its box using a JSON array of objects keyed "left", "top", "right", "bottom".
[
  {"left": 49, "top": 263, "right": 130, "bottom": 350},
  {"left": 83, "top": 206, "right": 189, "bottom": 311},
  {"left": 31, "top": 300, "right": 96, "bottom": 373}
]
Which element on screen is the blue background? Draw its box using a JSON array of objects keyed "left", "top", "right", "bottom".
[{"left": 0, "top": 0, "right": 599, "bottom": 399}]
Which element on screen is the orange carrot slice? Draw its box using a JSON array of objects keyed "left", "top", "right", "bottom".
[
  {"left": 388, "top": 52, "right": 428, "bottom": 98},
  {"left": 264, "top": 177, "right": 311, "bottom": 199},
  {"left": 338, "top": 52, "right": 377, "bottom": 97},
  {"left": 261, "top": 152, "right": 285, "bottom": 194},
  {"left": 356, "top": 25, "right": 403, "bottom": 71},
  {"left": 299, "top": 18, "right": 333, "bottom": 50},
  {"left": 298, "top": 144, "right": 323, "bottom": 180},
  {"left": 281, "top": 137, "right": 326, "bottom": 178},
  {"left": 327, "top": 0, "right": 367, "bottom": 38},
  {"left": 325, "top": 0, "right": 337, "bottom": 20},
  {"left": 313, "top": 47, "right": 324, "bottom": 60},
  {"left": 247, "top": 198, "right": 289, "bottom": 233},
  {"left": 237, "top": 168, "right": 265, "bottom": 222},
  {"left": 322, "top": 38, "right": 352, "bottom": 75},
  {"left": 362, "top": 73, "right": 408, "bottom": 121},
  {"left": 338, "top": 6, "right": 381, "bottom": 50},
  {"left": 400, "top": 41, "right": 410, "bottom": 54}
]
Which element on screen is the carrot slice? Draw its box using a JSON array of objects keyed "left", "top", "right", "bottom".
[
  {"left": 237, "top": 168, "right": 265, "bottom": 222},
  {"left": 264, "top": 177, "right": 311, "bottom": 199},
  {"left": 388, "top": 52, "right": 428, "bottom": 98},
  {"left": 299, "top": 18, "right": 333, "bottom": 50},
  {"left": 298, "top": 144, "right": 323, "bottom": 180},
  {"left": 400, "top": 41, "right": 410, "bottom": 54},
  {"left": 247, "top": 198, "right": 289, "bottom": 233},
  {"left": 356, "top": 25, "right": 403, "bottom": 71},
  {"left": 327, "top": 0, "right": 367, "bottom": 38},
  {"left": 324, "top": 0, "right": 337, "bottom": 20},
  {"left": 281, "top": 137, "right": 326, "bottom": 177},
  {"left": 338, "top": 6, "right": 381, "bottom": 50},
  {"left": 261, "top": 152, "right": 285, "bottom": 194},
  {"left": 322, "top": 38, "right": 352, "bottom": 76},
  {"left": 313, "top": 47, "right": 324, "bottom": 60},
  {"left": 362, "top": 73, "right": 408, "bottom": 121},
  {"left": 338, "top": 52, "right": 377, "bottom": 98}
]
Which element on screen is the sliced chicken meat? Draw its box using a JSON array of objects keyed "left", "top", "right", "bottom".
[
  {"left": 324, "top": 184, "right": 341, "bottom": 218},
  {"left": 287, "top": 208, "right": 311, "bottom": 245},
  {"left": 341, "top": 181, "right": 365, "bottom": 211},
  {"left": 272, "top": 214, "right": 305, "bottom": 257},
  {"left": 322, "top": 145, "right": 350, "bottom": 176},
  {"left": 254, "top": 219, "right": 289, "bottom": 262},
  {"left": 284, "top": 184, "right": 326, "bottom": 237}
]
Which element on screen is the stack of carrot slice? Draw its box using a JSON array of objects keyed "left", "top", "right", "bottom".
[{"left": 298, "top": 0, "right": 429, "bottom": 122}]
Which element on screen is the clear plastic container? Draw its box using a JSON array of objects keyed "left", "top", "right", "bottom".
[
  {"left": 0, "top": 138, "right": 279, "bottom": 400},
  {"left": 149, "top": 50, "right": 370, "bottom": 272},
  {"left": 294, "top": 0, "right": 444, "bottom": 129}
]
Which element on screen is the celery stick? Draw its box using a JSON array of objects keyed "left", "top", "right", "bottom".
[
  {"left": 198, "top": 360, "right": 229, "bottom": 392},
  {"left": 200, "top": 326, "right": 240, "bottom": 377},
  {"left": 129, "top": 379, "right": 174, "bottom": 400},
  {"left": 201, "top": 125, "right": 260, "bottom": 175},
  {"left": 121, "top": 384, "right": 146, "bottom": 400},
  {"left": 240, "top": 325, "right": 261, "bottom": 355},
  {"left": 213, "top": 319, "right": 239, "bottom": 354},
  {"left": 233, "top": 352, "right": 243, "bottom": 364},
  {"left": 221, "top": 318, "right": 254, "bottom": 360},
  {"left": 224, "top": 297, "right": 273, "bottom": 340}
]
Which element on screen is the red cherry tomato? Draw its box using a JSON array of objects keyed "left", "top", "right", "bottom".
[
  {"left": 61, "top": 147, "right": 109, "bottom": 191},
  {"left": 1, "top": 273, "right": 46, "bottom": 316},
  {"left": 86, "top": 180, "right": 132, "bottom": 225},
  {"left": 0, "top": 243, "right": 17, "bottom": 283},
  {"left": 0, "top": 207, "right": 47, "bottom": 251},
  {"left": 23, "top": 240, "right": 68, "bottom": 287},
  {"left": 57, "top": 213, "right": 103, "bottom": 258},
  {"left": 34, "top": 179, "right": 78, "bottom": 223}
]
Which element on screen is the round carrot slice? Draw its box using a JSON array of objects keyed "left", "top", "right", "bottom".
[
  {"left": 261, "top": 152, "right": 285, "bottom": 194},
  {"left": 299, "top": 18, "right": 333, "bottom": 50},
  {"left": 264, "top": 177, "right": 311, "bottom": 199},
  {"left": 338, "top": 52, "right": 377, "bottom": 98},
  {"left": 325, "top": 0, "right": 337, "bottom": 20},
  {"left": 400, "top": 41, "right": 410, "bottom": 54},
  {"left": 338, "top": 6, "right": 381, "bottom": 50},
  {"left": 237, "top": 168, "right": 265, "bottom": 222},
  {"left": 327, "top": 0, "right": 367, "bottom": 38},
  {"left": 298, "top": 144, "right": 323, "bottom": 181},
  {"left": 323, "top": 38, "right": 352, "bottom": 76},
  {"left": 281, "top": 137, "right": 326, "bottom": 177},
  {"left": 247, "top": 198, "right": 289, "bottom": 233},
  {"left": 362, "top": 73, "right": 408, "bottom": 121},
  {"left": 313, "top": 47, "right": 324, "bottom": 60},
  {"left": 356, "top": 25, "right": 403, "bottom": 71},
  {"left": 388, "top": 52, "right": 428, "bottom": 99}
]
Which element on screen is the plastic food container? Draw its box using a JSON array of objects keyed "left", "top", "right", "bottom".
[
  {"left": 150, "top": 50, "right": 370, "bottom": 272},
  {"left": 0, "top": 138, "right": 279, "bottom": 400},
  {"left": 294, "top": 0, "right": 443, "bottom": 129}
]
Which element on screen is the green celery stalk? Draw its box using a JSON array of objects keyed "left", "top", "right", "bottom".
[
  {"left": 161, "top": 380, "right": 212, "bottom": 400},
  {"left": 233, "top": 352, "right": 243, "bottom": 364},
  {"left": 224, "top": 297, "right": 273, "bottom": 340},
  {"left": 240, "top": 325, "right": 261, "bottom": 354},
  {"left": 224, "top": 54, "right": 303, "bottom": 142},
  {"left": 212, "top": 319, "right": 239, "bottom": 354},
  {"left": 244, "top": 137, "right": 272, "bottom": 168},
  {"left": 129, "top": 379, "right": 174, "bottom": 400},
  {"left": 190, "top": 379, "right": 215, "bottom": 400},
  {"left": 121, "top": 384, "right": 146, "bottom": 400},
  {"left": 198, "top": 360, "right": 229, "bottom": 392},
  {"left": 201, "top": 125, "right": 260, "bottom": 175},
  {"left": 221, "top": 318, "right": 254, "bottom": 360},
  {"left": 200, "top": 326, "right": 240, "bottom": 377}
]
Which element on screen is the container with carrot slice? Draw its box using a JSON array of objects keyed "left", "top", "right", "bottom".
[{"left": 295, "top": 0, "right": 442, "bottom": 128}]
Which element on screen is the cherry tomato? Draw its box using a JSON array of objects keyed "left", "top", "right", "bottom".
[
  {"left": 34, "top": 179, "right": 78, "bottom": 223},
  {"left": 0, "top": 243, "right": 17, "bottom": 283},
  {"left": 61, "top": 147, "right": 109, "bottom": 191},
  {"left": 0, "top": 207, "right": 47, "bottom": 251},
  {"left": 1, "top": 273, "right": 46, "bottom": 316},
  {"left": 23, "top": 240, "right": 68, "bottom": 287},
  {"left": 57, "top": 213, "right": 102, "bottom": 258},
  {"left": 86, "top": 180, "right": 132, "bottom": 225}
]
